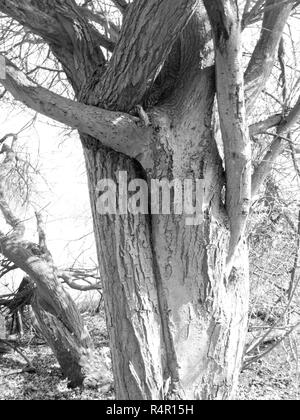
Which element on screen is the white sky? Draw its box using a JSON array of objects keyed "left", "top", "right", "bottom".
[{"left": 0, "top": 101, "right": 97, "bottom": 288}]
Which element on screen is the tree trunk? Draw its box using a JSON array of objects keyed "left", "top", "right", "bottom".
[
  {"left": 83, "top": 137, "right": 164, "bottom": 399},
  {"left": 78, "top": 4, "right": 250, "bottom": 401},
  {"left": 82, "top": 74, "right": 250, "bottom": 398},
  {"left": 0, "top": 242, "right": 106, "bottom": 388},
  {"left": 31, "top": 290, "right": 106, "bottom": 389}
]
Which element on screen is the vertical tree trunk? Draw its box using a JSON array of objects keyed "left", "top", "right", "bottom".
[
  {"left": 151, "top": 215, "right": 249, "bottom": 399},
  {"left": 31, "top": 290, "right": 105, "bottom": 389},
  {"left": 0, "top": 243, "right": 106, "bottom": 388},
  {"left": 83, "top": 109, "right": 250, "bottom": 400}
]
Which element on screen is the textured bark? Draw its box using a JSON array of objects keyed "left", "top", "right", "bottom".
[
  {"left": 0, "top": 314, "right": 5, "bottom": 340},
  {"left": 0, "top": 144, "right": 104, "bottom": 388},
  {"left": 0, "top": 0, "right": 297, "bottom": 401},
  {"left": 142, "top": 50, "right": 249, "bottom": 398},
  {"left": 31, "top": 291, "right": 105, "bottom": 388},
  {"left": 0, "top": 239, "right": 106, "bottom": 387}
]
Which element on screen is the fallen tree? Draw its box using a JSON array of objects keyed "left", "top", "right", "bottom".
[{"left": 0, "top": 143, "right": 109, "bottom": 388}]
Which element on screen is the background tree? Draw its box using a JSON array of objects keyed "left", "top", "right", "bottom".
[
  {"left": 0, "top": 0, "right": 299, "bottom": 400},
  {"left": 0, "top": 139, "right": 108, "bottom": 387}
]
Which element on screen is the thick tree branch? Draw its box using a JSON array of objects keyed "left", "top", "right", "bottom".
[
  {"left": 204, "top": 0, "right": 252, "bottom": 273},
  {"left": 252, "top": 96, "right": 300, "bottom": 197},
  {"left": 0, "top": 58, "right": 151, "bottom": 158},
  {"left": 245, "top": 0, "right": 293, "bottom": 111},
  {"left": 0, "top": 0, "right": 106, "bottom": 93},
  {"left": 88, "top": 0, "right": 200, "bottom": 112}
]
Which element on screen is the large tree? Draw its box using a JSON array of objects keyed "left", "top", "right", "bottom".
[{"left": 0, "top": 0, "right": 299, "bottom": 400}]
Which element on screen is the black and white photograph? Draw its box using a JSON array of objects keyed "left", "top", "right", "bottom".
[{"left": 0, "top": 0, "right": 300, "bottom": 404}]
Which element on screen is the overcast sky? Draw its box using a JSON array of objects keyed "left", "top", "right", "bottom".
[{"left": 0, "top": 101, "right": 97, "bottom": 293}]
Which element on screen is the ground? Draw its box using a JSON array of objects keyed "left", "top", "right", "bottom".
[
  {"left": 239, "top": 347, "right": 299, "bottom": 400},
  {"left": 0, "top": 312, "right": 299, "bottom": 400}
]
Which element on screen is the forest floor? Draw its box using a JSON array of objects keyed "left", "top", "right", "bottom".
[{"left": 0, "top": 311, "right": 299, "bottom": 400}]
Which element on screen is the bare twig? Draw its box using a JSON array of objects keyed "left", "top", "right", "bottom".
[{"left": 0, "top": 338, "right": 34, "bottom": 368}]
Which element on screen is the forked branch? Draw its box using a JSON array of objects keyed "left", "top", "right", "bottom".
[{"left": 111, "top": 0, "right": 129, "bottom": 15}]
